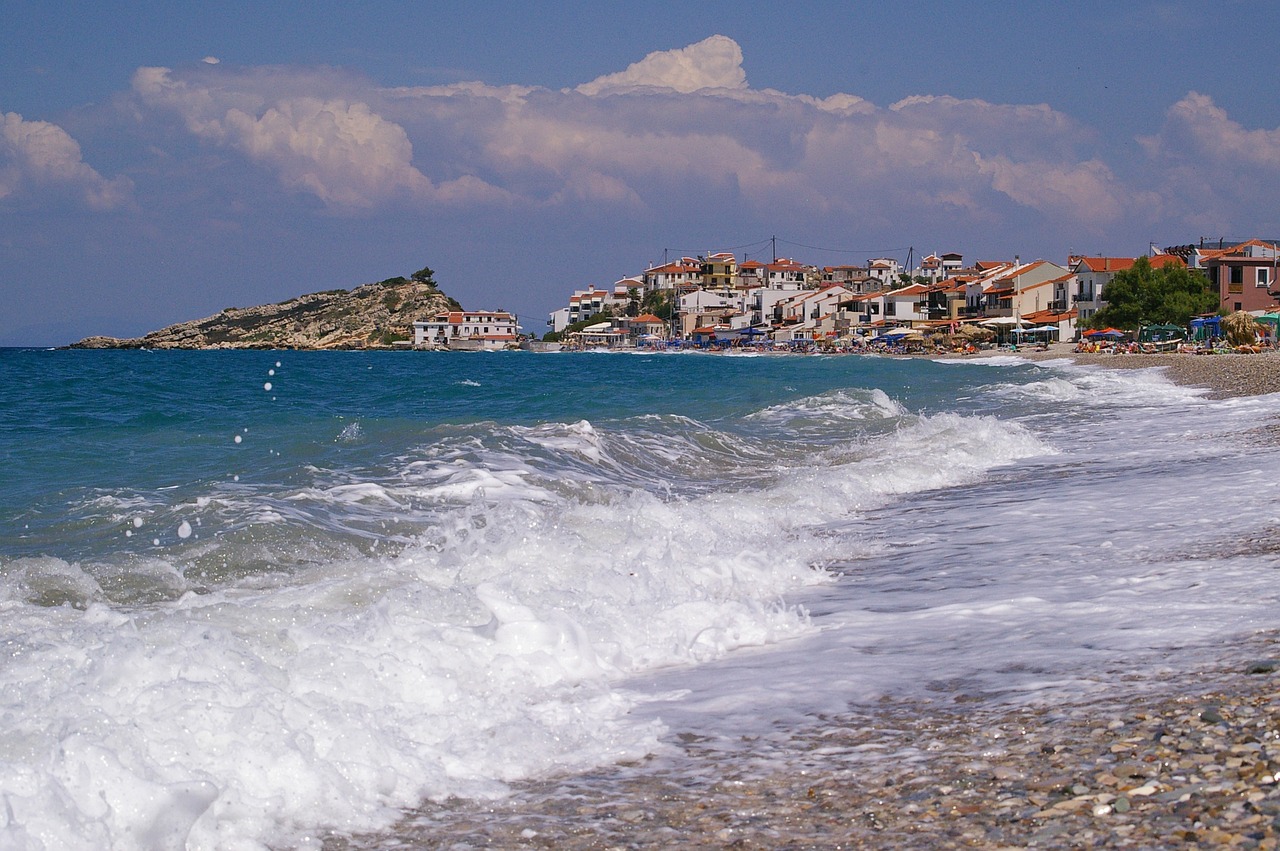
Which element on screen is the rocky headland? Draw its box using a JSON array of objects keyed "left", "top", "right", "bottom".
[{"left": 70, "top": 275, "right": 456, "bottom": 350}]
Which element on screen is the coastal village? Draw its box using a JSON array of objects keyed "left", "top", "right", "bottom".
[{"left": 413, "top": 238, "right": 1280, "bottom": 353}]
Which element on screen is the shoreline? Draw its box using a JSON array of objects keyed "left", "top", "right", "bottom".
[
  {"left": 967, "top": 343, "right": 1280, "bottom": 399},
  {"left": 326, "top": 346, "right": 1280, "bottom": 850},
  {"left": 341, "top": 638, "right": 1280, "bottom": 850}
]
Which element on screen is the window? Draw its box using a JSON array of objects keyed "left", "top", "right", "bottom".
[
  {"left": 1258, "top": 268, "right": 1270, "bottom": 288},
  {"left": 1228, "top": 265, "right": 1244, "bottom": 294}
]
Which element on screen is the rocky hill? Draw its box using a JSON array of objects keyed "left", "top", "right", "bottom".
[{"left": 72, "top": 274, "right": 458, "bottom": 350}]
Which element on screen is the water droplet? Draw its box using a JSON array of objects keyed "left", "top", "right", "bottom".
[
  {"left": 132, "top": 517, "right": 144, "bottom": 528},
  {"left": 264, "top": 382, "right": 272, "bottom": 391},
  {"left": 234, "top": 435, "right": 242, "bottom": 444},
  {"left": 177, "top": 521, "right": 192, "bottom": 539}
]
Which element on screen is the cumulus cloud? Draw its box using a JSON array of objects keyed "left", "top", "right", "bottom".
[
  {"left": 128, "top": 37, "right": 1141, "bottom": 228},
  {"left": 0, "top": 112, "right": 132, "bottom": 209},
  {"left": 1138, "top": 92, "right": 1280, "bottom": 231},
  {"left": 576, "top": 34, "right": 747, "bottom": 95},
  {"left": 132, "top": 66, "right": 507, "bottom": 209},
  {"left": 1146, "top": 92, "right": 1280, "bottom": 170},
  {"left": 975, "top": 155, "right": 1123, "bottom": 223}
]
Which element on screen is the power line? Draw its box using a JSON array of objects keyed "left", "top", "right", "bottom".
[
  {"left": 663, "top": 237, "right": 774, "bottom": 256},
  {"left": 774, "top": 237, "right": 910, "bottom": 256}
]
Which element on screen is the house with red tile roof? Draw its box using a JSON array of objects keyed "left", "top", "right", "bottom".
[
  {"left": 1196, "top": 240, "right": 1280, "bottom": 313},
  {"left": 642, "top": 258, "right": 703, "bottom": 293},
  {"left": 1068, "top": 255, "right": 1186, "bottom": 322},
  {"left": 868, "top": 257, "right": 901, "bottom": 285},
  {"left": 414, "top": 310, "right": 521, "bottom": 350},
  {"left": 880, "top": 282, "right": 931, "bottom": 325}
]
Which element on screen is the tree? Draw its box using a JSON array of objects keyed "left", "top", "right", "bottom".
[
  {"left": 411, "top": 266, "right": 437, "bottom": 286},
  {"left": 640, "top": 289, "right": 674, "bottom": 321},
  {"left": 1089, "top": 257, "right": 1218, "bottom": 330}
]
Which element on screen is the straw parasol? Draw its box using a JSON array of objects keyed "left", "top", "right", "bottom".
[{"left": 1223, "top": 310, "right": 1261, "bottom": 346}]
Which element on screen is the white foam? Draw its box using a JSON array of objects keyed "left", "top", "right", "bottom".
[{"left": 0, "top": 390, "right": 1060, "bottom": 848}]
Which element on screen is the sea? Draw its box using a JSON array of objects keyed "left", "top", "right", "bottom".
[{"left": 1, "top": 347, "right": 1277, "bottom": 849}]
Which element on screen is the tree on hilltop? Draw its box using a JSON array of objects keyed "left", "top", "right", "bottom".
[
  {"left": 411, "top": 266, "right": 437, "bottom": 286},
  {"left": 1089, "top": 257, "right": 1218, "bottom": 330}
]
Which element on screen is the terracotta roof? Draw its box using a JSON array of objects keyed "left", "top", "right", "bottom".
[
  {"left": 887, "top": 283, "right": 929, "bottom": 296},
  {"left": 1022, "top": 308, "right": 1078, "bottom": 322},
  {"left": 1198, "top": 239, "right": 1278, "bottom": 260},
  {"left": 1075, "top": 257, "right": 1137, "bottom": 273}
]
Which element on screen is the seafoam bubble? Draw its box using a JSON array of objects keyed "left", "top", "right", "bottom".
[
  {"left": 264, "top": 382, "right": 272, "bottom": 392},
  {"left": 177, "top": 521, "right": 192, "bottom": 539},
  {"left": 234, "top": 435, "right": 242, "bottom": 444},
  {"left": 132, "top": 517, "right": 144, "bottom": 528}
]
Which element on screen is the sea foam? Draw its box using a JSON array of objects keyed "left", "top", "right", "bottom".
[{"left": 0, "top": 382, "right": 1052, "bottom": 849}]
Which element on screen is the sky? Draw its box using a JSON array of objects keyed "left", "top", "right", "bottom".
[{"left": 2, "top": 0, "right": 1278, "bottom": 346}]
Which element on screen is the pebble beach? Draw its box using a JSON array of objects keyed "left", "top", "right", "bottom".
[
  {"left": 1014, "top": 346, "right": 1280, "bottom": 399},
  {"left": 331, "top": 350, "right": 1280, "bottom": 851}
]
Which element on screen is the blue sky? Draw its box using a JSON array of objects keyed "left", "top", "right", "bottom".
[{"left": 2, "top": 0, "right": 1278, "bottom": 345}]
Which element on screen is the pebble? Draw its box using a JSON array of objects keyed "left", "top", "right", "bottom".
[
  {"left": 1013, "top": 347, "right": 1280, "bottom": 399},
  {"left": 326, "top": 634, "right": 1280, "bottom": 850}
]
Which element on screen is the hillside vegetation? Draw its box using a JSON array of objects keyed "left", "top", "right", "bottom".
[{"left": 72, "top": 269, "right": 457, "bottom": 350}]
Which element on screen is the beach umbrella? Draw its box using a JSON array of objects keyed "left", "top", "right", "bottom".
[
  {"left": 1084, "top": 328, "right": 1125, "bottom": 339},
  {"left": 1223, "top": 310, "right": 1262, "bottom": 346}
]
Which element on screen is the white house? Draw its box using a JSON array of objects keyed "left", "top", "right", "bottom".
[
  {"left": 414, "top": 310, "right": 521, "bottom": 349},
  {"left": 868, "top": 257, "right": 902, "bottom": 285},
  {"left": 642, "top": 258, "right": 703, "bottom": 294},
  {"left": 879, "top": 282, "right": 931, "bottom": 325},
  {"left": 678, "top": 289, "right": 740, "bottom": 337}
]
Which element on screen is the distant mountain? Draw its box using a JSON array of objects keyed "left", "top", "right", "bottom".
[{"left": 71, "top": 277, "right": 457, "bottom": 350}]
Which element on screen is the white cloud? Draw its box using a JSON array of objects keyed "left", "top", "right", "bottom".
[
  {"left": 0, "top": 112, "right": 132, "bottom": 209},
  {"left": 132, "top": 66, "right": 508, "bottom": 209},
  {"left": 220, "top": 97, "right": 434, "bottom": 207},
  {"left": 1149, "top": 92, "right": 1280, "bottom": 170},
  {"left": 128, "top": 38, "right": 1145, "bottom": 229},
  {"left": 1138, "top": 92, "right": 1280, "bottom": 232},
  {"left": 576, "top": 35, "right": 747, "bottom": 95},
  {"left": 975, "top": 155, "right": 1124, "bottom": 223}
]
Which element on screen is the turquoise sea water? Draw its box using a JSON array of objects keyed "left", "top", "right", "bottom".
[{"left": 2, "top": 348, "right": 1278, "bottom": 849}]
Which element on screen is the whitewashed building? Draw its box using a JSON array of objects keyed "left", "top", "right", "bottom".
[{"left": 414, "top": 310, "right": 521, "bottom": 350}]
